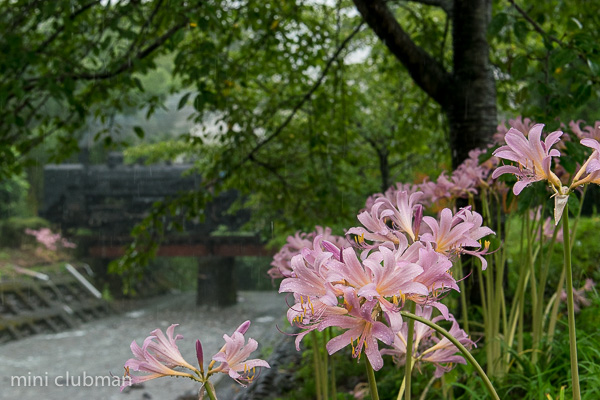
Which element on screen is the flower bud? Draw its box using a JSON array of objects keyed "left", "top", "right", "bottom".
[
  {"left": 196, "top": 339, "right": 204, "bottom": 373},
  {"left": 235, "top": 320, "right": 251, "bottom": 335},
  {"left": 413, "top": 204, "right": 423, "bottom": 240}
]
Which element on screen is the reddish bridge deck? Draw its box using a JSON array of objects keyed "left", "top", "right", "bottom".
[
  {"left": 83, "top": 234, "right": 274, "bottom": 307},
  {"left": 87, "top": 235, "right": 273, "bottom": 258}
]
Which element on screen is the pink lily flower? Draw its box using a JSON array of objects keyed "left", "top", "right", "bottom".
[
  {"left": 319, "top": 288, "right": 395, "bottom": 371},
  {"left": 530, "top": 206, "right": 564, "bottom": 242},
  {"left": 419, "top": 174, "right": 454, "bottom": 205},
  {"left": 378, "top": 190, "right": 424, "bottom": 241},
  {"left": 414, "top": 247, "right": 458, "bottom": 295},
  {"left": 560, "top": 279, "right": 596, "bottom": 313},
  {"left": 569, "top": 120, "right": 600, "bottom": 141},
  {"left": 328, "top": 246, "right": 428, "bottom": 331},
  {"left": 574, "top": 138, "right": 600, "bottom": 186},
  {"left": 121, "top": 325, "right": 196, "bottom": 391},
  {"left": 286, "top": 294, "right": 347, "bottom": 350},
  {"left": 268, "top": 230, "right": 314, "bottom": 279},
  {"left": 347, "top": 201, "right": 405, "bottom": 248},
  {"left": 211, "top": 324, "right": 270, "bottom": 386},
  {"left": 421, "top": 207, "right": 494, "bottom": 269},
  {"left": 456, "top": 208, "right": 495, "bottom": 270},
  {"left": 279, "top": 251, "right": 340, "bottom": 307},
  {"left": 447, "top": 148, "right": 492, "bottom": 198},
  {"left": 364, "top": 183, "right": 421, "bottom": 214},
  {"left": 380, "top": 305, "right": 436, "bottom": 366},
  {"left": 268, "top": 227, "right": 348, "bottom": 279},
  {"left": 492, "top": 124, "right": 563, "bottom": 194},
  {"left": 419, "top": 316, "right": 475, "bottom": 378},
  {"left": 493, "top": 116, "right": 536, "bottom": 145},
  {"left": 381, "top": 305, "right": 474, "bottom": 378},
  {"left": 420, "top": 208, "right": 474, "bottom": 254},
  {"left": 392, "top": 237, "right": 423, "bottom": 265},
  {"left": 147, "top": 324, "right": 197, "bottom": 370}
]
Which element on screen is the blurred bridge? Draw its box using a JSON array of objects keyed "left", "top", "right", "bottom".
[{"left": 41, "top": 152, "right": 270, "bottom": 306}]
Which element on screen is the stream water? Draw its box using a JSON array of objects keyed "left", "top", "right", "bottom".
[{"left": 0, "top": 290, "right": 289, "bottom": 400}]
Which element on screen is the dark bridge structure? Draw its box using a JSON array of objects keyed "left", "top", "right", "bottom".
[{"left": 41, "top": 152, "right": 270, "bottom": 306}]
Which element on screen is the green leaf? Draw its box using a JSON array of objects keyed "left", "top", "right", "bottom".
[
  {"left": 488, "top": 12, "right": 508, "bottom": 37},
  {"left": 550, "top": 49, "right": 576, "bottom": 70},
  {"left": 193, "top": 93, "right": 205, "bottom": 111},
  {"left": 178, "top": 92, "right": 192, "bottom": 110},
  {"left": 512, "top": 55, "right": 528, "bottom": 79},
  {"left": 559, "top": 155, "right": 576, "bottom": 174},
  {"left": 574, "top": 84, "right": 592, "bottom": 106},
  {"left": 133, "top": 77, "right": 145, "bottom": 92},
  {"left": 133, "top": 126, "right": 145, "bottom": 139},
  {"left": 568, "top": 192, "right": 580, "bottom": 216},
  {"left": 513, "top": 20, "right": 529, "bottom": 43},
  {"left": 587, "top": 59, "right": 600, "bottom": 76}
]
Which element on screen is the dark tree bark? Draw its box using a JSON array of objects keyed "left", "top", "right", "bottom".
[
  {"left": 449, "top": 0, "right": 497, "bottom": 166},
  {"left": 352, "top": 0, "right": 497, "bottom": 168}
]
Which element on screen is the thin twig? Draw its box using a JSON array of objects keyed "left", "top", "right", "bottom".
[
  {"left": 227, "top": 22, "right": 365, "bottom": 180},
  {"left": 507, "top": 0, "right": 564, "bottom": 46}
]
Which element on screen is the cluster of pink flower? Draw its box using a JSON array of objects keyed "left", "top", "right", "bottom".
[
  {"left": 530, "top": 206, "right": 564, "bottom": 242},
  {"left": 268, "top": 226, "right": 348, "bottom": 280},
  {"left": 120, "top": 321, "right": 269, "bottom": 392},
  {"left": 271, "top": 116, "right": 600, "bottom": 377},
  {"left": 380, "top": 305, "right": 475, "bottom": 378},
  {"left": 490, "top": 120, "right": 600, "bottom": 229},
  {"left": 273, "top": 190, "right": 492, "bottom": 373},
  {"left": 25, "top": 227, "right": 76, "bottom": 251},
  {"left": 375, "top": 117, "right": 600, "bottom": 211},
  {"left": 560, "top": 279, "right": 596, "bottom": 313}
]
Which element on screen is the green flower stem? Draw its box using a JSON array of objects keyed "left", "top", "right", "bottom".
[
  {"left": 321, "top": 330, "right": 329, "bottom": 400},
  {"left": 526, "top": 216, "right": 538, "bottom": 321},
  {"left": 455, "top": 257, "right": 470, "bottom": 333},
  {"left": 546, "top": 267, "right": 565, "bottom": 346},
  {"left": 204, "top": 380, "right": 218, "bottom": 400},
  {"left": 396, "top": 356, "right": 413, "bottom": 400},
  {"left": 547, "top": 187, "right": 585, "bottom": 349},
  {"left": 365, "top": 357, "right": 380, "bottom": 400},
  {"left": 396, "top": 376, "right": 405, "bottom": 400},
  {"left": 327, "top": 327, "right": 337, "bottom": 400},
  {"left": 330, "top": 352, "right": 337, "bottom": 400},
  {"left": 476, "top": 264, "right": 491, "bottom": 375},
  {"left": 310, "top": 331, "right": 323, "bottom": 400},
  {"left": 404, "top": 301, "right": 416, "bottom": 400},
  {"left": 485, "top": 253, "right": 496, "bottom": 374},
  {"left": 400, "top": 311, "right": 500, "bottom": 400},
  {"left": 505, "top": 268, "right": 529, "bottom": 368},
  {"left": 507, "top": 217, "right": 528, "bottom": 358},
  {"left": 493, "top": 201, "right": 508, "bottom": 376},
  {"left": 569, "top": 186, "right": 587, "bottom": 250},
  {"left": 532, "top": 221, "right": 559, "bottom": 361},
  {"left": 562, "top": 205, "right": 581, "bottom": 400},
  {"left": 418, "top": 376, "right": 436, "bottom": 400}
]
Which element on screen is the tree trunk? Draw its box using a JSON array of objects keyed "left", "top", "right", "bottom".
[
  {"left": 352, "top": 0, "right": 497, "bottom": 167},
  {"left": 447, "top": 0, "right": 497, "bottom": 168}
]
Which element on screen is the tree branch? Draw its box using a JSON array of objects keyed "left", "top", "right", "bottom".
[
  {"left": 389, "top": 153, "right": 418, "bottom": 169},
  {"left": 248, "top": 154, "right": 291, "bottom": 194},
  {"left": 353, "top": 0, "right": 452, "bottom": 108},
  {"left": 407, "top": 0, "right": 453, "bottom": 16},
  {"left": 233, "top": 22, "right": 365, "bottom": 170},
  {"left": 121, "top": 0, "right": 165, "bottom": 64},
  {"left": 35, "top": 0, "right": 101, "bottom": 53},
  {"left": 507, "top": 0, "right": 564, "bottom": 46},
  {"left": 72, "top": 21, "right": 186, "bottom": 81}
]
